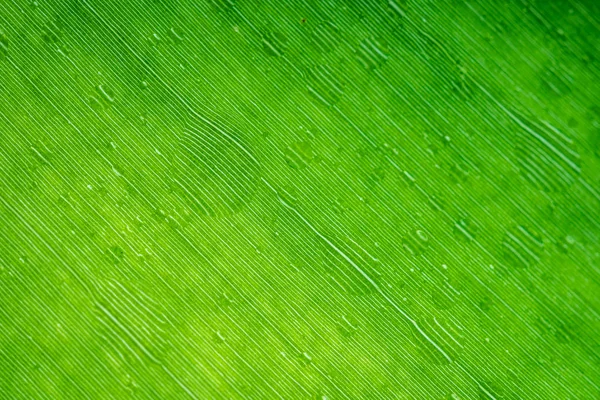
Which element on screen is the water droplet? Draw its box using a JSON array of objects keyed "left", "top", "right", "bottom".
[
  {"left": 366, "top": 166, "right": 386, "bottom": 187},
  {"left": 41, "top": 21, "right": 61, "bottom": 44},
  {"left": 415, "top": 229, "right": 428, "bottom": 242},
  {"left": 169, "top": 27, "right": 184, "bottom": 43},
  {"left": 211, "top": 0, "right": 236, "bottom": 13},
  {"left": 501, "top": 225, "right": 543, "bottom": 268},
  {"left": 123, "top": 374, "right": 139, "bottom": 392},
  {"left": 514, "top": 114, "right": 580, "bottom": 192},
  {"left": 133, "top": 216, "right": 145, "bottom": 229},
  {"left": 337, "top": 315, "right": 358, "bottom": 337},
  {"left": 166, "top": 215, "right": 180, "bottom": 230},
  {"left": 427, "top": 194, "right": 444, "bottom": 211},
  {"left": 217, "top": 292, "right": 233, "bottom": 308},
  {"left": 534, "top": 314, "right": 573, "bottom": 344},
  {"left": 284, "top": 141, "right": 314, "bottom": 169},
  {"left": 89, "top": 96, "right": 103, "bottom": 111},
  {"left": 95, "top": 281, "right": 168, "bottom": 364},
  {"left": 556, "top": 236, "right": 574, "bottom": 254},
  {"left": 402, "top": 170, "right": 416, "bottom": 185},
  {"left": 307, "top": 64, "right": 344, "bottom": 107},
  {"left": 213, "top": 330, "right": 226, "bottom": 343},
  {"left": 278, "top": 184, "right": 299, "bottom": 207},
  {"left": 402, "top": 229, "right": 430, "bottom": 256},
  {"left": 57, "top": 43, "right": 70, "bottom": 57},
  {"left": 262, "top": 31, "right": 287, "bottom": 57},
  {"left": 106, "top": 246, "right": 124, "bottom": 264},
  {"left": 447, "top": 161, "right": 469, "bottom": 183},
  {"left": 431, "top": 277, "right": 461, "bottom": 310},
  {"left": 477, "top": 296, "right": 493, "bottom": 313},
  {"left": 477, "top": 381, "right": 503, "bottom": 400},
  {"left": 301, "top": 352, "right": 312, "bottom": 364},
  {"left": 30, "top": 141, "right": 52, "bottom": 165},
  {"left": 311, "top": 21, "right": 340, "bottom": 54},
  {"left": 150, "top": 33, "right": 161, "bottom": 46},
  {"left": 412, "top": 316, "right": 464, "bottom": 365},
  {"left": 0, "top": 31, "right": 8, "bottom": 58},
  {"left": 331, "top": 197, "right": 349, "bottom": 215},
  {"left": 356, "top": 36, "right": 389, "bottom": 70},
  {"left": 174, "top": 113, "right": 260, "bottom": 217},
  {"left": 324, "top": 236, "right": 380, "bottom": 296},
  {"left": 387, "top": 0, "right": 408, "bottom": 19},
  {"left": 96, "top": 84, "right": 115, "bottom": 104},
  {"left": 453, "top": 218, "right": 477, "bottom": 242}
]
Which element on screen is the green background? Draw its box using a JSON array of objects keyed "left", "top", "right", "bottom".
[{"left": 1, "top": 0, "right": 599, "bottom": 398}]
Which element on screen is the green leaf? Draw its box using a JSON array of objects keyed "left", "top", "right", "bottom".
[{"left": 1, "top": 0, "right": 599, "bottom": 398}]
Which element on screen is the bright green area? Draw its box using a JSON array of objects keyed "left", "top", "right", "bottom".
[{"left": 1, "top": 0, "right": 599, "bottom": 398}]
